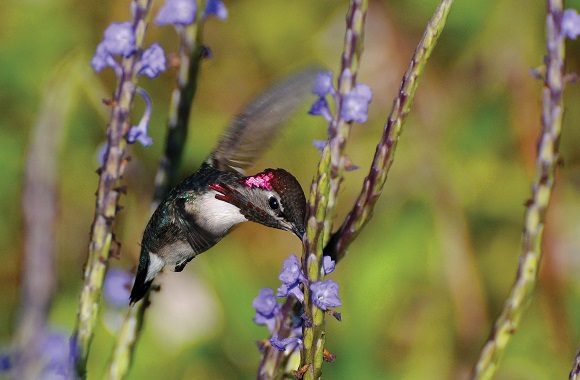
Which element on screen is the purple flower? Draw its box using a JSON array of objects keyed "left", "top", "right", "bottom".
[
  {"left": 277, "top": 255, "right": 305, "bottom": 301},
  {"left": 102, "top": 22, "right": 136, "bottom": 57},
  {"left": 156, "top": 0, "right": 197, "bottom": 26},
  {"left": 138, "top": 43, "right": 167, "bottom": 79},
  {"left": 104, "top": 268, "right": 133, "bottom": 308},
  {"left": 279, "top": 255, "right": 304, "bottom": 285},
  {"left": 308, "top": 97, "right": 333, "bottom": 122},
  {"left": 253, "top": 288, "right": 278, "bottom": 316},
  {"left": 127, "top": 88, "right": 154, "bottom": 147},
  {"left": 562, "top": 9, "right": 580, "bottom": 40},
  {"left": 312, "top": 140, "right": 327, "bottom": 153},
  {"left": 341, "top": 83, "right": 372, "bottom": 123},
  {"left": 204, "top": 0, "right": 228, "bottom": 20},
  {"left": 323, "top": 256, "right": 335, "bottom": 275},
  {"left": 310, "top": 280, "right": 341, "bottom": 310},
  {"left": 312, "top": 71, "right": 335, "bottom": 97},
  {"left": 270, "top": 336, "right": 303, "bottom": 352},
  {"left": 253, "top": 288, "right": 279, "bottom": 332}
]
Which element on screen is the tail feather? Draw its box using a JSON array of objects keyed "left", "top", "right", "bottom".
[{"left": 129, "top": 250, "right": 152, "bottom": 305}]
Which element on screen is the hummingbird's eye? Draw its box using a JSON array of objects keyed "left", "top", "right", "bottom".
[{"left": 268, "top": 196, "right": 279, "bottom": 210}]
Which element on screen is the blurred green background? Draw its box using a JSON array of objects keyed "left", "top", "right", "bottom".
[{"left": 2, "top": 0, "right": 580, "bottom": 378}]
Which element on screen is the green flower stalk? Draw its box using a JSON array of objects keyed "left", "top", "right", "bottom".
[
  {"left": 71, "top": 1, "right": 153, "bottom": 377},
  {"left": 300, "top": 1, "right": 369, "bottom": 378},
  {"left": 471, "top": 0, "right": 568, "bottom": 379},
  {"left": 107, "top": 3, "right": 210, "bottom": 378}
]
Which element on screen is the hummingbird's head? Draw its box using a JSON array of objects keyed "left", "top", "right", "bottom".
[{"left": 209, "top": 169, "right": 306, "bottom": 239}]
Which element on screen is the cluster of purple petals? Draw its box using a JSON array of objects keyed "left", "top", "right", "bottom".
[
  {"left": 253, "top": 288, "right": 279, "bottom": 332},
  {"left": 562, "top": 9, "right": 580, "bottom": 40},
  {"left": 155, "top": 0, "right": 228, "bottom": 26},
  {"left": 253, "top": 254, "right": 340, "bottom": 352},
  {"left": 91, "top": 23, "right": 167, "bottom": 80},
  {"left": 309, "top": 70, "right": 373, "bottom": 124}
]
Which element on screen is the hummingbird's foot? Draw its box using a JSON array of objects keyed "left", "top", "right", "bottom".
[
  {"left": 174, "top": 256, "right": 194, "bottom": 272},
  {"left": 174, "top": 261, "right": 187, "bottom": 272}
]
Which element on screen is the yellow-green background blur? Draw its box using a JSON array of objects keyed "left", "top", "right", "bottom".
[{"left": 2, "top": 0, "right": 580, "bottom": 378}]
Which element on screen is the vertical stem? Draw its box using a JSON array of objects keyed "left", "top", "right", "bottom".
[
  {"left": 471, "top": 1, "right": 566, "bottom": 378},
  {"left": 152, "top": 23, "right": 204, "bottom": 207},
  {"left": 300, "top": 1, "right": 368, "bottom": 379},
  {"left": 107, "top": 19, "right": 205, "bottom": 380},
  {"left": 71, "top": 1, "right": 152, "bottom": 377}
]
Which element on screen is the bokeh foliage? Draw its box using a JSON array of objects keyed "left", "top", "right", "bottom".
[{"left": 1, "top": 0, "right": 580, "bottom": 378}]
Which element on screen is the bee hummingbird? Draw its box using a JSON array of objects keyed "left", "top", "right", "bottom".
[{"left": 129, "top": 69, "right": 318, "bottom": 304}]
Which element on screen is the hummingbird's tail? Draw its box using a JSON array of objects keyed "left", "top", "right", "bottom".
[{"left": 129, "top": 249, "right": 153, "bottom": 305}]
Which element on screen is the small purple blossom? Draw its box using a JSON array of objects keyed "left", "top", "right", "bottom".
[
  {"left": 270, "top": 336, "right": 303, "bottom": 352},
  {"left": 341, "top": 83, "right": 372, "bottom": 123},
  {"left": 312, "top": 71, "right": 335, "bottom": 97},
  {"left": 155, "top": 0, "right": 197, "bottom": 26},
  {"left": 104, "top": 268, "right": 133, "bottom": 308},
  {"left": 279, "top": 255, "right": 305, "bottom": 285},
  {"left": 91, "top": 43, "right": 119, "bottom": 73},
  {"left": 276, "top": 255, "right": 305, "bottom": 302},
  {"left": 102, "top": 22, "right": 136, "bottom": 57},
  {"left": 253, "top": 288, "right": 279, "bottom": 332},
  {"left": 310, "top": 280, "right": 341, "bottom": 311},
  {"left": 308, "top": 97, "right": 332, "bottom": 122},
  {"left": 204, "top": 0, "right": 228, "bottom": 20},
  {"left": 138, "top": 43, "right": 167, "bottom": 79},
  {"left": 562, "top": 9, "right": 580, "bottom": 40},
  {"left": 323, "top": 255, "right": 335, "bottom": 275},
  {"left": 127, "top": 88, "right": 154, "bottom": 147},
  {"left": 253, "top": 288, "right": 278, "bottom": 316}
]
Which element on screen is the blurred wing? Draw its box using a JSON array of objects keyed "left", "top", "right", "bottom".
[{"left": 211, "top": 67, "right": 321, "bottom": 173}]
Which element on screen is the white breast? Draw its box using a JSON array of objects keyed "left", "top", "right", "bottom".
[{"left": 193, "top": 191, "right": 248, "bottom": 235}]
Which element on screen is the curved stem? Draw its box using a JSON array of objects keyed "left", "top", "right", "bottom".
[
  {"left": 471, "top": 1, "right": 566, "bottom": 378},
  {"left": 106, "top": 19, "right": 205, "bottom": 380},
  {"left": 70, "top": 1, "right": 153, "bottom": 377},
  {"left": 300, "top": 1, "right": 369, "bottom": 379}
]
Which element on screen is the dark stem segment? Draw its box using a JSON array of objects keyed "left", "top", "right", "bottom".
[
  {"left": 471, "top": 0, "right": 566, "bottom": 378},
  {"left": 152, "top": 25, "right": 204, "bottom": 206},
  {"left": 106, "top": 20, "right": 205, "bottom": 380},
  {"left": 71, "top": 1, "right": 152, "bottom": 377}
]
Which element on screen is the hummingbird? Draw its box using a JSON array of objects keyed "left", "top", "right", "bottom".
[{"left": 129, "top": 69, "right": 318, "bottom": 304}]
